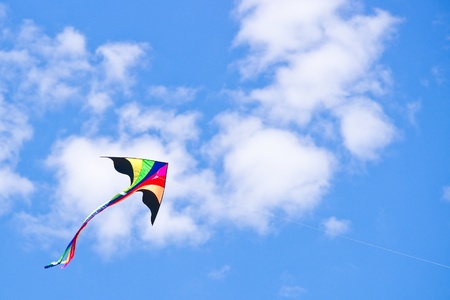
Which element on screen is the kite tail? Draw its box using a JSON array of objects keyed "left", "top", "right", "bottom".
[
  {"left": 44, "top": 225, "right": 85, "bottom": 269},
  {"left": 44, "top": 192, "right": 131, "bottom": 269},
  {"left": 44, "top": 238, "right": 76, "bottom": 268}
]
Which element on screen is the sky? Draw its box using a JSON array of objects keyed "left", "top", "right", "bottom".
[{"left": 0, "top": 0, "right": 449, "bottom": 299}]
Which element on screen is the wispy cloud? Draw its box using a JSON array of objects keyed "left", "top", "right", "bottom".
[
  {"left": 96, "top": 42, "right": 148, "bottom": 86},
  {"left": 442, "top": 186, "right": 450, "bottom": 202},
  {"left": 278, "top": 285, "right": 307, "bottom": 298},
  {"left": 406, "top": 101, "right": 421, "bottom": 126},
  {"left": 431, "top": 65, "right": 446, "bottom": 85},
  {"left": 0, "top": 168, "right": 34, "bottom": 216},
  {"left": 13, "top": 23, "right": 91, "bottom": 106},
  {"left": 208, "top": 264, "right": 231, "bottom": 280},
  {"left": 148, "top": 85, "right": 198, "bottom": 104},
  {"left": 0, "top": 96, "right": 34, "bottom": 216},
  {"left": 321, "top": 216, "right": 351, "bottom": 238},
  {"left": 0, "top": 20, "right": 147, "bottom": 113},
  {"left": 118, "top": 102, "right": 200, "bottom": 142}
]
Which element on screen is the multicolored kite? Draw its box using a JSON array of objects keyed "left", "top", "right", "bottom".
[{"left": 45, "top": 157, "right": 168, "bottom": 269}]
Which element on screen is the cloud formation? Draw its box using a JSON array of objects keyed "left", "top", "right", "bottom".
[
  {"left": 0, "top": 19, "right": 147, "bottom": 113},
  {"left": 0, "top": 81, "right": 34, "bottom": 216},
  {"left": 207, "top": 113, "right": 334, "bottom": 230},
  {"left": 234, "top": 0, "right": 398, "bottom": 159},
  {"left": 1, "top": 0, "right": 401, "bottom": 257}
]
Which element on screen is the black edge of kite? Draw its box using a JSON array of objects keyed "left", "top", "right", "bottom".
[
  {"left": 140, "top": 190, "right": 161, "bottom": 225},
  {"left": 103, "top": 157, "right": 134, "bottom": 184},
  {"left": 101, "top": 156, "right": 169, "bottom": 164}
]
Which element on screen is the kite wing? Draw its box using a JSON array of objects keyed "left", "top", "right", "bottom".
[{"left": 45, "top": 157, "right": 168, "bottom": 269}]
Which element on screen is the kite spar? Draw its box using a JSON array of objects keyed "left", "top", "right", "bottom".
[{"left": 45, "top": 157, "right": 168, "bottom": 269}]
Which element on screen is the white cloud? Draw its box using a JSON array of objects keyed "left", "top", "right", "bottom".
[
  {"left": 442, "top": 186, "right": 450, "bottom": 202},
  {"left": 0, "top": 20, "right": 148, "bottom": 112},
  {"left": 84, "top": 42, "right": 148, "bottom": 112},
  {"left": 208, "top": 264, "right": 231, "bottom": 280},
  {"left": 207, "top": 113, "right": 335, "bottom": 231},
  {"left": 118, "top": 102, "right": 200, "bottom": 143},
  {"left": 335, "top": 98, "right": 396, "bottom": 159},
  {"left": 0, "top": 59, "right": 32, "bottom": 215},
  {"left": 406, "top": 101, "right": 421, "bottom": 126},
  {"left": 234, "top": 0, "right": 348, "bottom": 76},
  {"left": 15, "top": 212, "right": 71, "bottom": 251},
  {"left": 0, "top": 168, "right": 34, "bottom": 216},
  {"left": 234, "top": 0, "right": 399, "bottom": 161},
  {"left": 54, "top": 27, "right": 87, "bottom": 58},
  {"left": 96, "top": 42, "right": 147, "bottom": 85},
  {"left": 431, "top": 65, "right": 446, "bottom": 85},
  {"left": 14, "top": 22, "right": 91, "bottom": 105},
  {"left": 321, "top": 216, "right": 351, "bottom": 238},
  {"left": 0, "top": 97, "right": 32, "bottom": 162},
  {"left": 0, "top": 97, "right": 34, "bottom": 215},
  {"left": 148, "top": 85, "right": 198, "bottom": 104},
  {"left": 0, "top": 4, "right": 6, "bottom": 21},
  {"left": 278, "top": 285, "right": 307, "bottom": 298},
  {"left": 87, "top": 91, "right": 113, "bottom": 114},
  {"left": 140, "top": 201, "right": 210, "bottom": 248}
]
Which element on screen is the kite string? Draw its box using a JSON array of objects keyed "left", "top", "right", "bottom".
[
  {"left": 171, "top": 181, "right": 450, "bottom": 270},
  {"left": 247, "top": 207, "right": 450, "bottom": 270}
]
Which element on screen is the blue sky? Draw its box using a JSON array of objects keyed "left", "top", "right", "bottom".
[{"left": 0, "top": 0, "right": 449, "bottom": 299}]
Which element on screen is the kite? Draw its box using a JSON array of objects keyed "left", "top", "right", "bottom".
[{"left": 45, "top": 156, "right": 168, "bottom": 269}]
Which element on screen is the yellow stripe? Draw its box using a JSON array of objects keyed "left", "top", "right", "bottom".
[{"left": 126, "top": 158, "right": 143, "bottom": 186}]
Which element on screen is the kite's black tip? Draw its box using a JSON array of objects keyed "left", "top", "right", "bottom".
[{"left": 141, "top": 190, "right": 160, "bottom": 226}]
